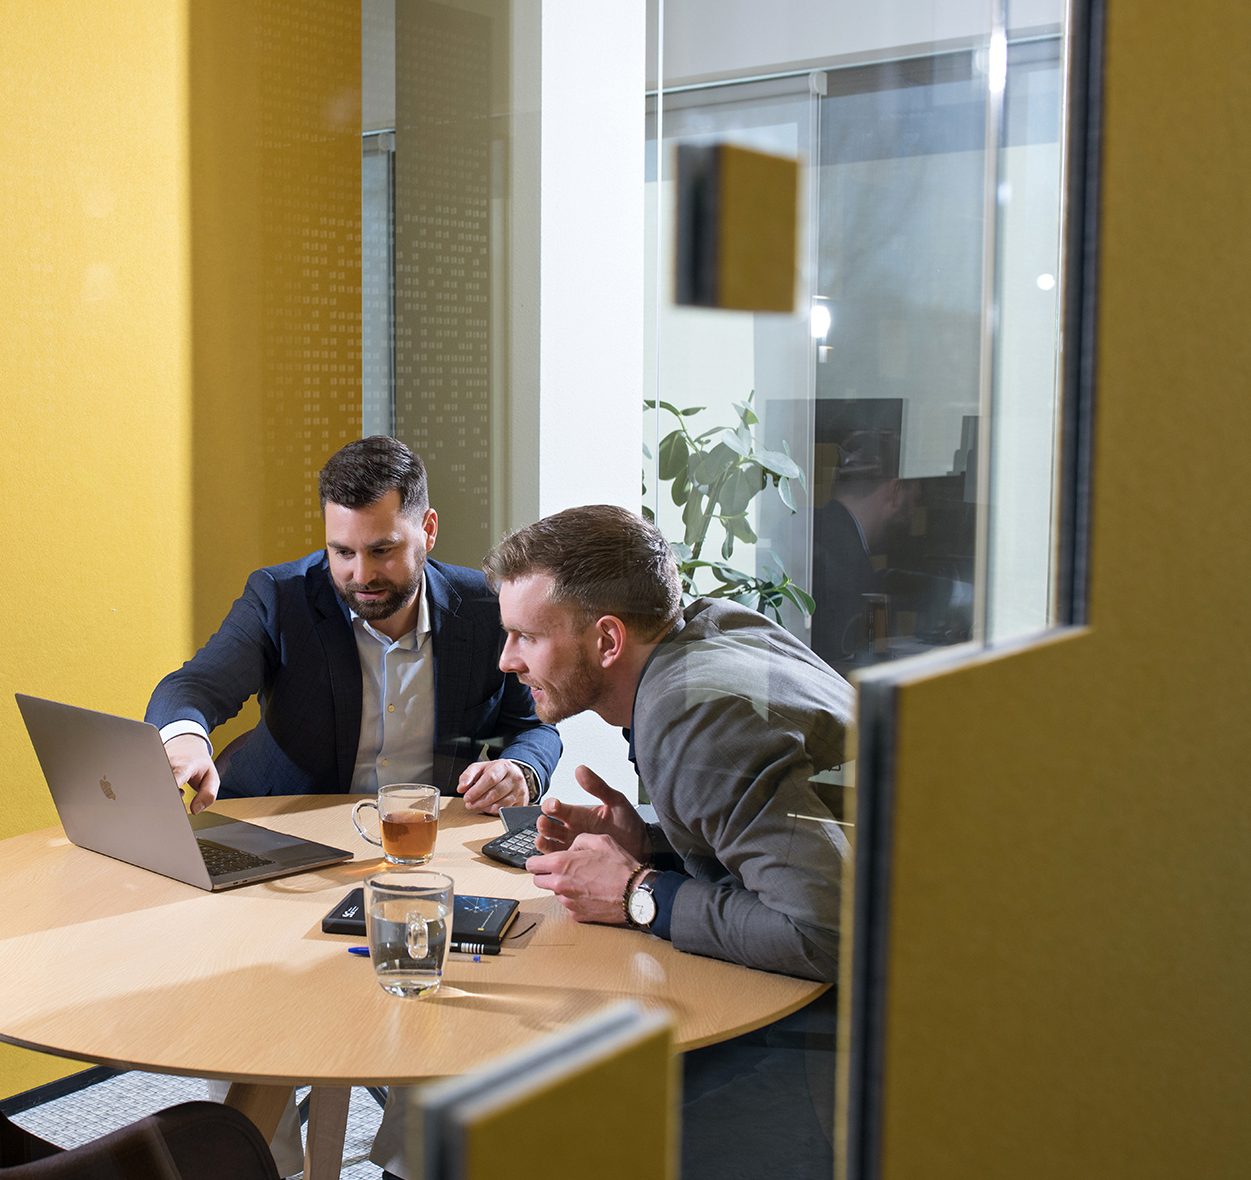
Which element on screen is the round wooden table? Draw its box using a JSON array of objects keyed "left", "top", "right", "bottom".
[{"left": 0, "top": 796, "right": 825, "bottom": 1176}]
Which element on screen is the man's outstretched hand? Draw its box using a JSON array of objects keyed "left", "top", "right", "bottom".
[{"left": 532, "top": 765, "right": 648, "bottom": 862}]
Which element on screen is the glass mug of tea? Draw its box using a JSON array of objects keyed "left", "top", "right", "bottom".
[
  {"left": 351, "top": 783, "right": 440, "bottom": 865},
  {"left": 365, "top": 870, "right": 453, "bottom": 997}
]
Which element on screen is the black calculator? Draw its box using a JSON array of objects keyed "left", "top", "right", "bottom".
[{"left": 482, "top": 805, "right": 543, "bottom": 869}]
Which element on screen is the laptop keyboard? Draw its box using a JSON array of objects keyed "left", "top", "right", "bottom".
[{"left": 197, "top": 839, "right": 275, "bottom": 877}]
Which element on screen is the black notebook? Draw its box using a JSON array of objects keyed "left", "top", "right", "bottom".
[{"left": 322, "top": 887, "right": 521, "bottom": 954}]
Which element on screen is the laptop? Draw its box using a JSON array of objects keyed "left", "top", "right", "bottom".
[{"left": 15, "top": 694, "right": 353, "bottom": 891}]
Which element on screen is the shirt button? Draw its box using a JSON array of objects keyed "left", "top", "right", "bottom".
[{"left": 381, "top": 758, "right": 390, "bottom": 767}]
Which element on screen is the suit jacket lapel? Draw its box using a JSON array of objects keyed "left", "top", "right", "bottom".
[
  {"left": 308, "top": 558, "right": 362, "bottom": 792},
  {"left": 426, "top": 561, "right": 469, "bottom": 751}
]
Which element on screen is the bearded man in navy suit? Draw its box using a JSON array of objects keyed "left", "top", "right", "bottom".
[
  {"left": 149, "top": 436, "right": 560, "bottom": 1178},
  {"left": 147, "top": 435, "right": 561, "bottom": 817}
]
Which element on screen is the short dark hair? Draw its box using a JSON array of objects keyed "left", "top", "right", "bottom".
[
  {"left": 484, "top": 505, "right": 682, "bottom": 636},
  {"left": 318, "top": 436, "right": 429, "bottom": 518},
  {"left": 835, "top": 430, "right": 900, "bottom": 483}
]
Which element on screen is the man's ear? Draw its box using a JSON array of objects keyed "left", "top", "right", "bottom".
[
  {"left": 422, "top": 508, "right": 439, "bottom": 552},
  {"left": 594, "top": 615, "right": 629, "bottom": 668}
]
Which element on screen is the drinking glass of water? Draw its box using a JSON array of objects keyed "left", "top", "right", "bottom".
[{"left": 364, "top": 870, "right": 454, "bottom": 997}]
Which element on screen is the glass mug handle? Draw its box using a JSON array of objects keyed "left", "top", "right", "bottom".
[
  {"left": 406, "top": 909, "right": 428, "bottom": 959},
  {"left": 351, "top": 799, "right": 384, "bottom": 847}
]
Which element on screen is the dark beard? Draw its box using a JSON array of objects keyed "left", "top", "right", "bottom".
[{"left": 333, "top": 569, "right": 422, "bottom": 624}]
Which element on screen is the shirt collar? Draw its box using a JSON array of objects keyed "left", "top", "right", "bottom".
[{"left": 624, "top": 610, "right": 686, "bottom": 766}]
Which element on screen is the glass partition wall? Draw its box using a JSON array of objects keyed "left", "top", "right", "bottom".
[
  {"left": 362, "top": 0, "right": 518, "bottom": 568},
  {"left": 645, "top": 2, "right": 1067, "bottom": 676},
  {"left": 357, "top": 0, "right": 1074, "bottom": 1170},
  {"left": 363, "top": 0, "right": 1068, "bottom": 656}
]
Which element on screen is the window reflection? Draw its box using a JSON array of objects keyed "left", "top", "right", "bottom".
[{"left": 645, "top": 36, "right": 1064, "bottom": 669}]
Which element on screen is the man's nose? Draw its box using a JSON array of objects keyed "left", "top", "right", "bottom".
[
  {"left": 351, "top": 555, "right": 376, "bottom": 586},
  {"left": 499, "top": 636, "right": 523, "bottom": 674}
]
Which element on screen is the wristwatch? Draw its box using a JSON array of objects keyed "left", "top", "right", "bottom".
[
  {"left": 509, "top": 761, "right": 541, "bottom": 803},
  {"left": 625, "top": 870, "right": 660, "bottom": 930}
]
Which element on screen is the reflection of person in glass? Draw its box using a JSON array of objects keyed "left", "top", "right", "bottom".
[{"left": 811, "top": 430, "right": 933, "bottom": 673}]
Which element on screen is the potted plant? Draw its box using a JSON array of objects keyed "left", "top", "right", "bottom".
[{"left": 643, "top": 392, "right": 816, "bottom": 622}]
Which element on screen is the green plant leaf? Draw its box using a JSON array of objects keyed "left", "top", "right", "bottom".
[
  {"left": 670, "top": 472, "right": 689, "bottom": 507},
  {"left": 756, "top": 553, "right": 783, "bottom": 582},
  {"left": 687, "top": 560, "right": 751, "bottom": 586},
  {"left": 733, "top": 400, "right": 759, "bottom": 427},
  {"left": 758, "top": 596, "right": 783, "bottom": 622},
  {"left": 658, "top": 431, "right": 689, "bottom": 481},
  {"left": 694, "top": 441, "right": 737, "bottom": 487},
  {"left": 777, "top": 475, "right": 797, "bottom": 512},
  {"left": 780, "top": 583, "right": 817, "bottom": 615},
  {"left": 784, "top": 441, "right": 808, "bottom": 490},
  {"left": 642, "top": 441, "right": 652, "bottom": 460},
  {"left": 717, "top": 466, "right": 757, "bottom": 516},
  {"left": 646, "top": 399, "right": 705, "bottom": 419},
  {"left": 682, "top": 491, "right": 706, "bottom": 547},
  {"left": 720, "top": 531, "right": 735, "bottom": 560},
  {"left": 726, "top": 514, "right": 757, "bottom": 545},
  {"left": 720, "top": 428, "right": 748, "bottom": 457},
  {"left": 755, "top": 447, "right": 803, "bottom": 479}
]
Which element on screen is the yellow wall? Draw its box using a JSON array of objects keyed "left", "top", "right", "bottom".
[
  {"left": 0, "top": 0, "right": 359, "bottom": 1098},
  {"left": 187, "top": 0, "right": 363, "bottom": 639},
  {"left": 861, "top": 2, "right": 1251, "bottom": 1175}
]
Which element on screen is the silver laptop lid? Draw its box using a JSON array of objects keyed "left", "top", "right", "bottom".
[
  {"left": 15, "top": 694, "right": 351, "bottom": 890},
  {"left": 17, "top": 694, "right": 215, "bottom": 888}
]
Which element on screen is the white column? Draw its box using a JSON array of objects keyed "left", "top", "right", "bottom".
[{"left": 509, "top": 1, "right": 646, "bottom": 802}]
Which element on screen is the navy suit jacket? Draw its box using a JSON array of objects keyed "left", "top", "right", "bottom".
[{"left": 145, "top": 552, "right": 561, "bottom": 798}]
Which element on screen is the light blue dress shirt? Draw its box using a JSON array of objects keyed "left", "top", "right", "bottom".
[{"left": 348, "top": 576, "right": 436, "bottom": 793}]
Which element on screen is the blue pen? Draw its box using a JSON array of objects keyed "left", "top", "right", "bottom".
[{"left": 348, "top": 945, "right": 370, "bottom": 956}]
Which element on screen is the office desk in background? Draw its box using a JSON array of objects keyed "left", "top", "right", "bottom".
[{"left": 0, "top": 796, "right": 825, "bottom": 1178}]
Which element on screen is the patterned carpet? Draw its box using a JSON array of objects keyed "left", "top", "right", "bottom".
[{"left": 5, "top": 1069, "right": 390, "bottom": 1178}]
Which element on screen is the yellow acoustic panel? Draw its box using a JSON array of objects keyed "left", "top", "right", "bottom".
[
  {"left": 675, "top": 143, "right": 798, "bottom": 312},
  {"left": 844, "top": 1, "right": 1251, "bottom": 1175},
  {"left": 423, "top": 1004, "right": 677, "bottom": 1180}
]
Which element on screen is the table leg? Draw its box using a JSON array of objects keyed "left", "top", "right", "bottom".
[
  {"left": 222, "top": 1080, "right": 294, "bottom": 1143},
  {"left": 304, "top": 1085, "right": 352, "bottom": 1180}
]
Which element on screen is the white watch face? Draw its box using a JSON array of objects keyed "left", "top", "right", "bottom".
[{"left": 628, "top": 885, "right": 657, "bottom": 927}]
